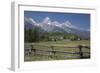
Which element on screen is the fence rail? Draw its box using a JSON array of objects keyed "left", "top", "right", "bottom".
[{"left": 24, "top": 44, "right": 90, "bottom": 59}]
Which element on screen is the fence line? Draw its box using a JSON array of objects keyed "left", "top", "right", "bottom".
[{"left": 25, "top": 44, "right": 90, "bottom": 59}]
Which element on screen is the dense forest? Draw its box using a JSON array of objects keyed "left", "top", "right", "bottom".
[{"left": 24, "top": 28, "right": 83, "bottom": 43}]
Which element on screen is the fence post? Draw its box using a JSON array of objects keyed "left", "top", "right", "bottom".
[
  {"left": 50, "top": 46, "right": 56, "bottom": 59},
  {"left": 78, "top": 45, "right": 83, "bottom": 59},
  {"left": 30, "top": 45, "right": 36, "bottom": 56}
]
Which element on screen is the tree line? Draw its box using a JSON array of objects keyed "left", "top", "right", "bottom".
[{"left": 24, "top": 28, "right": 82, "bottom": 43}]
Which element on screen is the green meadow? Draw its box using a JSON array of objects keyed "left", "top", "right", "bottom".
[{"left": 24, "top": 40, "right": 90, "bottom": 61}]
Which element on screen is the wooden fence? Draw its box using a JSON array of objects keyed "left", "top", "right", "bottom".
[{"left": 24, "top": 44, "right": 90, "bottom": 59}]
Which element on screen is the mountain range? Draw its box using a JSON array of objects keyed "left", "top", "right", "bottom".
[{"left": 24, "top": 17, "right": 90, "bottom": 39}]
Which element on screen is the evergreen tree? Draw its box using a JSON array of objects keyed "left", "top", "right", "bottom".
[{"left": 33, "top": 28, "right": 40, "bottom": 42}]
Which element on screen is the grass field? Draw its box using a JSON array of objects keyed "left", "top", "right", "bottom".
[{"left": 24, "top": 40, "right": 90, "bottom": 61}]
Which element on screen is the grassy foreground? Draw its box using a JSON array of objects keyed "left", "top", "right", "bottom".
[{"left": 24, "top": 40, "right": 90, "bottom": 61}]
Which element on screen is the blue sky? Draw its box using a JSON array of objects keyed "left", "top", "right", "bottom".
[{"left": 24, "top": 11, "right": 90, "bottom": 30}]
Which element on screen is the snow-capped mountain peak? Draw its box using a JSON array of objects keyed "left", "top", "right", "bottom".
[
  {"left": 28, "top": 18, "right": 36, "bottom": 24},
  {"left": 24, "top": 17, "right": 37, "bottom": 25},
  {"left": 42, "top": 17, "right": 51, "bottom": 25},
  {"left": 62, "top": 21, "right": 78, "bottom": 29}
]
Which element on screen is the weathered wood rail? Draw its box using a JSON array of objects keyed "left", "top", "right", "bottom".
[{"left": 24, "top": 44, "right": 90, "bottom": 59}]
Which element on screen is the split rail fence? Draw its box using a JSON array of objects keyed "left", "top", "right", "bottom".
[{"left": 25, "top": 44, "right": 90, "bottom": 59}]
